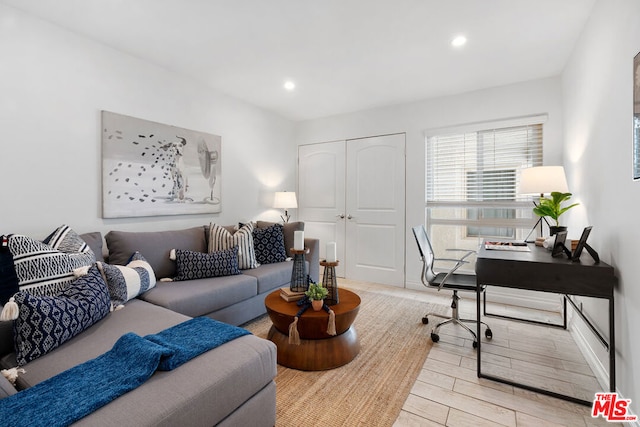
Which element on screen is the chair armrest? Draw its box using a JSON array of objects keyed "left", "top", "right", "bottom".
[
  {"left": 445, "top": 248, "right": 476, "bottom": 262},
  {"left": 434, "top": 257, "right": 470, "bottom": 264}
]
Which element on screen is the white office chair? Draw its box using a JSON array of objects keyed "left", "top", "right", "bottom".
[{"left": 411, "top": 225, "right": 492, "bottom": 348}]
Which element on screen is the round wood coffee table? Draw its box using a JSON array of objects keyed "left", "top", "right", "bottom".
[{"left": 265, "top": 288, "right": 361, "bottom": 370}]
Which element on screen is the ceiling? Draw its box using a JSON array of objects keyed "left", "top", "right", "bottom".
[{"left": 2, "top": 0, "right": 596, "bottom": 121}]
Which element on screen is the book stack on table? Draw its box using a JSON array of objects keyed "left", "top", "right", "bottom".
[{"left": 280, "top": 287, "right": 305, "bottom": 302}]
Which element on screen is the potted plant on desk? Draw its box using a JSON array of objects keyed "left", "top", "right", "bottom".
[
  {"left": 305, "top": 282, "right": 328, "bottom": 311},
  {"left": 533, "top": 191, "right": 579, "bottom": 235}
]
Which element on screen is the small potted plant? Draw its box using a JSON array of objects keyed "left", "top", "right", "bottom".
[
  {"left": 533, "top": 191, "right": 579, "bottom": 235},
  {"left": 305, "top": 282, "right": 328, "bottom": 311}
]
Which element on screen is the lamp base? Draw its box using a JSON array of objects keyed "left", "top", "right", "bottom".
[{"left": 280, "top": 209, "right": 290, "bottom": 223}]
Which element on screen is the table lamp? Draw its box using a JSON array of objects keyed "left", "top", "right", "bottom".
[
  {"left": 273, "top": 191, "right": 297, "bottom": 223},
  {"left": 519, "top": 166, "right": 569, "bottom": 242}
]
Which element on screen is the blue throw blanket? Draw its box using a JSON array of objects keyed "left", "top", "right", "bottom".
[{"left": 0, "top": 317, "right": 250, "bottom": 427}]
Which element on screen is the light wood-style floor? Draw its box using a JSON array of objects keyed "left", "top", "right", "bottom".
[{"left": 340, "top": 280, "right": 618, "bottom": 427}]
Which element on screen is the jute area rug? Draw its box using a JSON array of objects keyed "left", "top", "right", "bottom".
[{"left": 243, "top": 286, "right": 439, "bottom": 427}]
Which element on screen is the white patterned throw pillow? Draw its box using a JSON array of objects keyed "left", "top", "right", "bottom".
[
  {"left": 97, "top": 252, "right": 156, "bottom": 308},
  {"left": 208, "top": 223, "right": 259, "bottom": 270},
  {"left": 6, "top": 227, "right": 96, "bottom": 296}
]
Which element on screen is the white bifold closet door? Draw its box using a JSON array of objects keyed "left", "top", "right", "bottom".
[{"left": 298, "top": 133, "right": 405, "bottom": 287}]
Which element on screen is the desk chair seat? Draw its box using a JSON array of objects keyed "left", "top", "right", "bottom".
[{"left": 412, "top": 225, "right": 492, "bottom": 348}]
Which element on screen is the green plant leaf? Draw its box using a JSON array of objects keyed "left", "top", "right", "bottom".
[{"left": 531, "top": 191, "right": 578, "bottom": 227}]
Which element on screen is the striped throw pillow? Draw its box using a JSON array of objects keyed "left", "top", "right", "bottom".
[
  {"left": 97, "top": 252, "right": 156, "bottom": 307},
  {"left": 7, "top": 232, "right": 96, "bottom": 296},
  {"left": 208, "top": 223, "right": 259, "bottom": 270}
]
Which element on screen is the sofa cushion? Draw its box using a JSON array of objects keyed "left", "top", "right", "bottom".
[
  {"left": 105, "top": 227, "right": 206, "bottom": 279},
  {"left": 0, "top": 297, "right": 276, "bottom": 426},
  {"left": 139, "top": 274, "right": 258, "bottom": 318},
  {"left": 5, "top": 232, "right": 96, "bottom": 297},
  {"left": 4, "top": 298, "right": 274, "bottom": 424},
  {"left": 208, "top": 223, "right": 258, "bottom": 270},
  {"left": 242, "top": 261, "right": 297, "bottom": 295},
  {"left": 0, "top": 299, "right": 190, "bottom": 387},
  {"left": 12, "top": 265, "right": 111, "bottom": 366},
  {"left": 172, "top": 248, "right": 241, "bottom": 281},
  {"left": 257, "top": 221, "right": 304, "bottom": 257},
  {"left": 253, "top": 224, "right": 287, "bottom": 265},
  {"left": 0, "top": 374, "right": 16, "bottom": 398},
  {"left": 98, "top": 252, "right": 156, "bottom": 307}
]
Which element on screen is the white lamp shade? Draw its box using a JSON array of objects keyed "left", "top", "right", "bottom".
[
  {"left": 273, "top": 191, "right": 298, "bottom": 209},
  {"left": 519, "top": 166, "right": 569, "bottom": 195}
]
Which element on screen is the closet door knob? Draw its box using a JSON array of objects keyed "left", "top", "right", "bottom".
[{"left": 337, "top": 214, "right": 345, "bottom": 219}]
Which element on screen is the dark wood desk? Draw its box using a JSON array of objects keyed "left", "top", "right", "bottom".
[{"left": 475, "top": 242, "right": 617, "bottom": 406}]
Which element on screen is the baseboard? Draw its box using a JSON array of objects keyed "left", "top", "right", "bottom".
[
  {"left": 569, "top": 319, "right": 609, "bottom": 392},
  {"left": 405, "top": 281, "right": 561, "bottom": 313},
  {"left": 569, "top": 317, "right": 640, "bottom": 425}
]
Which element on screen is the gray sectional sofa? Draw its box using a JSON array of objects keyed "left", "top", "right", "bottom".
[{"left": 0, "top": 221, "right": 319, "bottom": 426}]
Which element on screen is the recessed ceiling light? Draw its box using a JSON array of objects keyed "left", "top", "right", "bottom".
[
  {"left": 284, "top": 80, "right": 296, "bottom": 91},
  {"left": 451, "top": 35, "right": 467, "bottom": 47}
]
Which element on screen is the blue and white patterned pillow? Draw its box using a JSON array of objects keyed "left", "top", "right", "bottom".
[
  {"left": 7, "top": 231, "right": 96, "bottom": 297},
  {"left": 208, "top": 223, "right": 259, "bottom": 270},
  {"left": 12, "top": 265, "right": 111, "bottom": 366},
  {"left": 43, "top": 225, "right": 93, "bottom": 256},
  {"left": 172, "top": 248, "right": 241, "bottom": 281},
  {"left": 253, "top": 224, "right": 287, "bottom": 264},
  {"left": 97, "top": 252, "right": 156, "bottom": 307}
]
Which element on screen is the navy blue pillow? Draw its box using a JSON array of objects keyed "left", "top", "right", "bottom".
[
  {"left": 173, "top": 248, "right": 241, "bottom": 281},
  {"left": 12, "top": 265, "right": 111, "bottom": 366},
  {"left": 253, "top": 224, "right": 287, "bottom": 265}
]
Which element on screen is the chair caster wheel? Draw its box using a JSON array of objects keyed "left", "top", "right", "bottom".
[
  {"left": 430, "top": 332, "right": 440, "bottom": 343},
  {"left": 422, "top": 317, "right": 429, "bottom": 325},
  {"left": 472, "top": 341, "right": 478, "bottom": 349},
  {"left": 485, "top": 329, "right": 493, "bottom": 339}
]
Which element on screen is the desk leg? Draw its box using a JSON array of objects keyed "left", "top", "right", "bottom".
[
  {"left": 477, "top": 282, "right": 482, "bottom": 377},
  {"left": 610, "top": 296, "right": 616, "bottom": 392}
]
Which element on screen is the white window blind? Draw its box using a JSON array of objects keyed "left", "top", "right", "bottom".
[
  {"left": 425, "top": 122, "right": 543, "bottom": 242},
  {"left": 427, "top": 125, "right": 543, "bottom": 203}
]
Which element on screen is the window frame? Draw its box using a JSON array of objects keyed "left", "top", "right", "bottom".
[{"left": 424, "top": 115, "right": 546, "bottom": 244}]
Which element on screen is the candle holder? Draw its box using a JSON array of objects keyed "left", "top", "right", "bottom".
[
  {"left": 290, "top": 248, "right": 310, "bottom": 292},
  {"left": 320, "top": 259, "right": 339, "bottom": 305}
]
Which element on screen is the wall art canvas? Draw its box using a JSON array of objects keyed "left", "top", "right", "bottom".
[
  {"left": 634, "top": 51, "right": 640, "bottom": 180},
  {"left": 102, "top": 111, "right": 222, "bottom": 218}
]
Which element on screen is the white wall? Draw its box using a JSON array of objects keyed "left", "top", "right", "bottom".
[
  {"left": 295, "top": 77, "right": 564, "bottom": 288},
  {"left": 0, "top": 4, "right": 296, "bottom": 239},
  {"left": 562, "top": 0, "right": 640, "bottom": 412}
]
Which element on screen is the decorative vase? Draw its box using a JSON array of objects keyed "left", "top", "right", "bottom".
[
  {"left": 311, "top": 300, "right": 323, "bottom": 311},
  {"left": 549, "top": 226, "right": 568, "bottom": 236}
]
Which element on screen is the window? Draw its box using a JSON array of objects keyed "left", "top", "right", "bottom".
[
  {"left": 425, "top": 118, "right": 544, "bottom": 269},
  {"left": 466, "top": 169, "right": 516, "bottom": 238}
]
